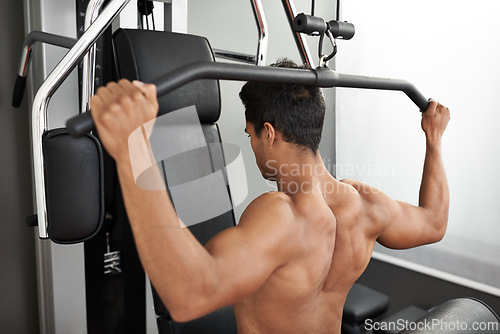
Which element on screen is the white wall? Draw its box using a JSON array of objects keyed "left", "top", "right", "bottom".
[
  {"left": 188, "top": 0, "right": 337, "bottom": 219},
  {"left": 336, "top": 0, "right": 500, "bottom": 292}
]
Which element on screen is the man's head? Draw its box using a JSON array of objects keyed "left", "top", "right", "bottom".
[
  {"left": 239, "top": 59, "right": 326, "bottom": 179},
  {"left": 239, "top": 58, "right": 326, "bottom": 154}
]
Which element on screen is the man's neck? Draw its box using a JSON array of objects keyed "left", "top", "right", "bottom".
[{"left": 273, "top": 150, "right": 332, "bottom": 196}]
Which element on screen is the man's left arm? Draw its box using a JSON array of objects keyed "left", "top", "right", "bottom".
[{"left": 91, "top": 79, "right": 295, "bottom": 322}]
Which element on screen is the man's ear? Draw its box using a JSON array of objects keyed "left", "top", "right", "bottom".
[{"left": 263, "top": 122, "right": 276, "bottom": 146}]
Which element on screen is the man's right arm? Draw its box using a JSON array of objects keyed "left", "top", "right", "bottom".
[
  {"left": 352, "top": 101, "right": 450, "bottom": 249},
  {"left": 91, "top": 80, "right": 297, "bottom": 323}
]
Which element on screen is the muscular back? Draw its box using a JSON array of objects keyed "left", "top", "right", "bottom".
[{"left": 232, "top": 176, "right": 376, "bottom": 334}]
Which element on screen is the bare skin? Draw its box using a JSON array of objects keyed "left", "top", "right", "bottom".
[{"left": 91, "top": 79, "right": 450, "bottom": 333}]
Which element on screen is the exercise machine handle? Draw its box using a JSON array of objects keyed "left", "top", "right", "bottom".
[
  {"left": 67, "top": 113, "right": 95, "bottom": 137},
  {"left": 66, "top": 61, "right": 429, "bottom": 137},
  {"left": 328, "top": 21, "right": 355, "bottom": 40},
  {"left": 12, "top": 31, "right": 77, "bottom": 108},
  {"left": 12, "top": 76, "right": 27, "bottom": 108},
  {"left": 293, "top": 13, "right": 327, "bottom": 35},
  {"left": 293, "top": 13, "right": 355, "bottom": 40},
  {"left": 23, "top": 31, "right": 77, "bottom": 49}
]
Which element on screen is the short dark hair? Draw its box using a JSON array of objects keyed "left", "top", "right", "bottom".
[{"left": 239, "top": 58, "right": 326, "bottom": 153}]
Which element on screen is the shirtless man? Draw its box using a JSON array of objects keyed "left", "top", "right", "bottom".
[{"left": 90, "top": 59, "right": 450, "bottom": 333}]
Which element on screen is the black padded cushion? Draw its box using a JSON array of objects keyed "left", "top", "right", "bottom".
[
  {"left": 343, "top": 283, "right": 390, "bottom": 325},
  {"left": 153, "top": 123, "right": 236, "bottom": 318},
  {"left": 112, "top": 29, "right": 221, "bottom": 123},
  {"left": 113, "top": 30, "right": 235, "bottom": 333},
  {"left": 43, "top": 128, "right": 104, "bottom": 243}
]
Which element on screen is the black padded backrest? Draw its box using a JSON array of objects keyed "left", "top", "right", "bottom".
[
  {"left": 112, "top": 29, "right": 221, "bottom": 123},
  {"left": 112, "top": 30, "right": 237, "bottom": 334},
  {"left": 152, "top": 123, "right": 237, "bottom": 334}
]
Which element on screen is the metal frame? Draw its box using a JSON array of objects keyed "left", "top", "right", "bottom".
[
  {"left": 16, "top": 32, "right": 77, "bottom": 78},
  {"left": 281, "top": 0, "right": 315, "bottom": 67},
  {"left": 15, "top": 0, "right": 104, "bottom": 115},
  {"left": 212, "top": 49, "right": 257, "bottom": 65},
  {"left": 163, "top": 0, "right": 187, "bottom": 33},
  {"left": 32, "top": 0, "right": 130, "bottom": 239},
  {"left": 81, "top": 0, "right": 107, "bottom": 114},
  {"left": 212, "top": 0, "right": 268, "bottom": 66},
  {"left": 250, "top": 0, "right": 268, "bottom": 66}
]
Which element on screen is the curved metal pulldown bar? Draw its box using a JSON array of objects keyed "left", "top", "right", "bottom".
[{"left": 66, "top": 61, "right": 430, "bottom": 138}]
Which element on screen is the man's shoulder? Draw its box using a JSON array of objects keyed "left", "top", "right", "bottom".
[
  {"left": 247, "top": 191, "right": 294, "bottom": 215},
  {"left": 339, "top": 179, "right": 381, "bottom": 202},
  {"left": 339, "top": 178, "right": 364, "bottom": 191},
  {"left": 253, "top": 191, "right": 292, "bottom": 205},
  {"left": 239, "top": 191, "right": 296, "bottom": 228},
  {"left": 337, "top": 179, "right": 392, "bottom": 234}
]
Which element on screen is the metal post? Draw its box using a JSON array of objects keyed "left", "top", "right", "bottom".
[
  {"left": 250, "top": 0, "right": 268, "bottom": 66},
  {"left": 281, "top": 0, "right": 315, "bottom": 67},
  {"left": 81, "top": 0, "right": 106, "bottom": 114}
]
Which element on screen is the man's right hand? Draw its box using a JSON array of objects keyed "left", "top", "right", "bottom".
[
  {"left": 422, "top": 100, "right": 451, "bottom": 144},
  {"left": 90, "top": 79, "right": 159, "bottom": 164}
]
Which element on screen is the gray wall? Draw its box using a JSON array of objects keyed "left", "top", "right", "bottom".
[{"left": 0, "top": 1, "right": 39, "bottom": 333}]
